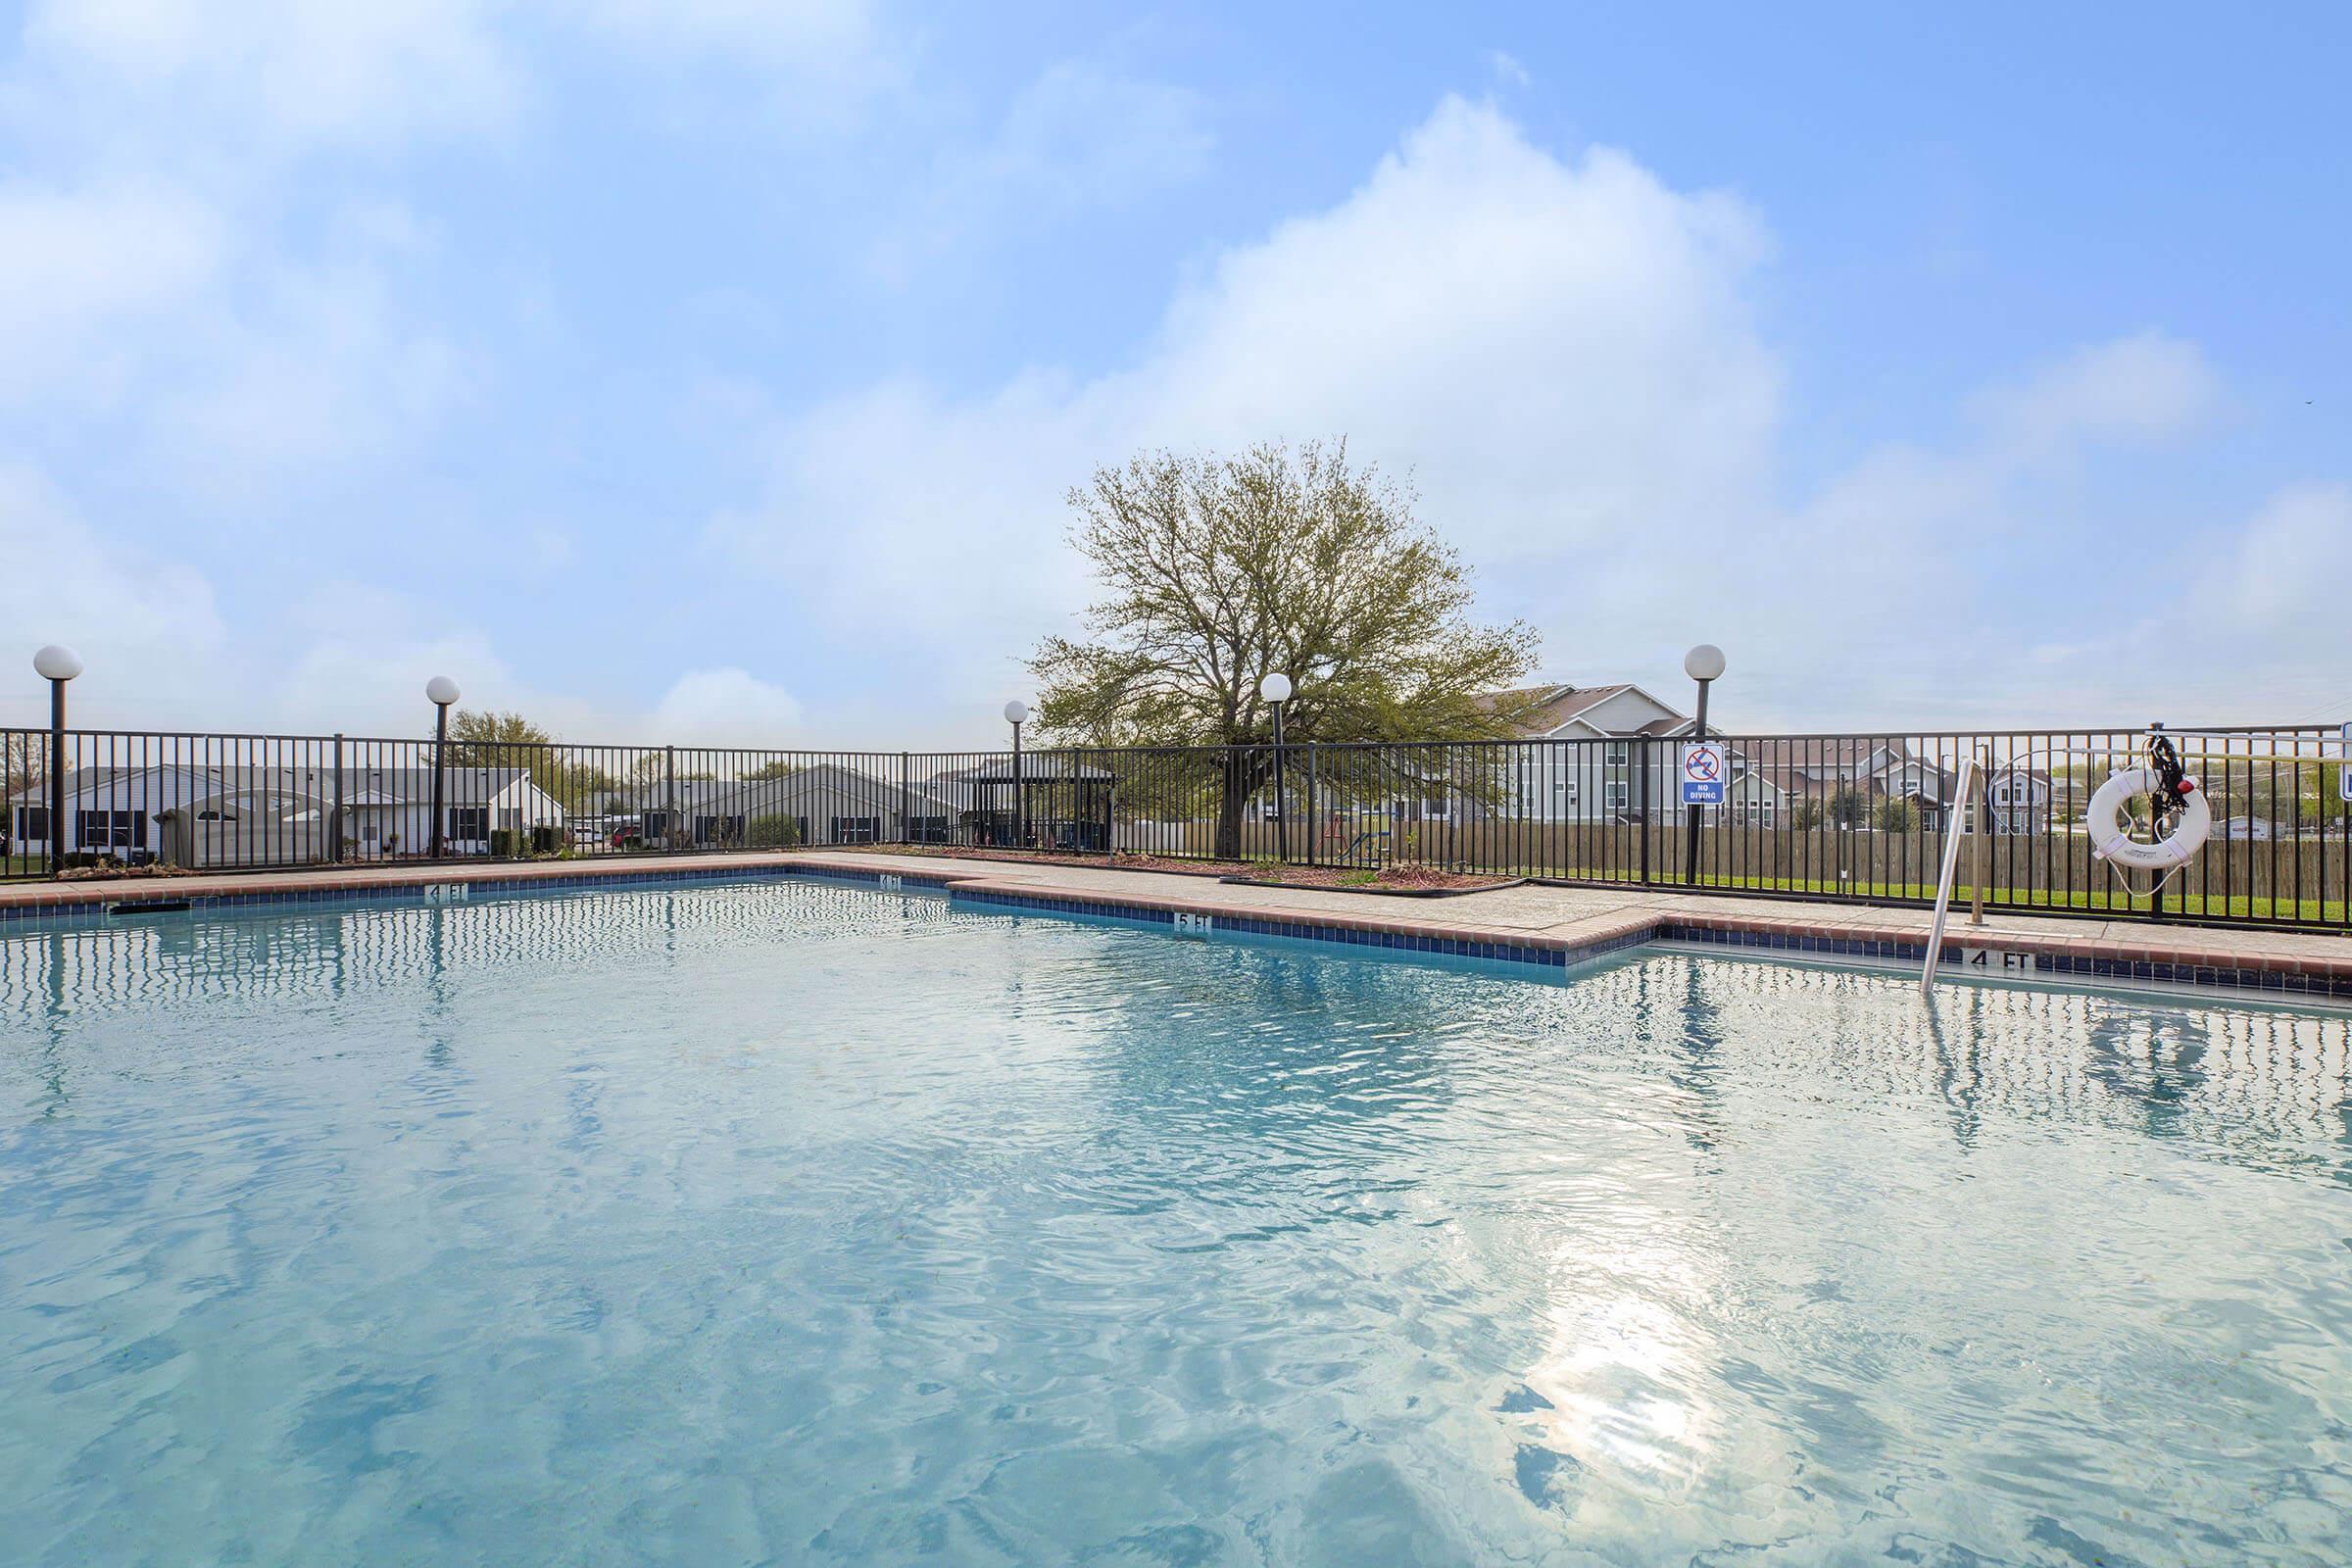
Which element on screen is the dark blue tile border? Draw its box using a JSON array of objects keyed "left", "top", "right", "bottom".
[
  {"left": 0, "top": 859, "right": 967, "bottom": 934},
  {"left": 1651, "top": 921, "right": 2352, "bottom": 1004},
  {"left": 948, "top": 885, "right": 1656, "bottom": 973}
]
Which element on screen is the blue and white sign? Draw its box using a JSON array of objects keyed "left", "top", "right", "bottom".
[{"left": 1680, "top": 742, "right": 1728, "bottom": 807}]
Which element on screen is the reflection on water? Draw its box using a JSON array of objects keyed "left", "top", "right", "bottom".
[{"left": 2, "top": 880, "right": 2348, "bottom": 1565}]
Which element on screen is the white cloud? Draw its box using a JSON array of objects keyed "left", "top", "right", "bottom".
[
  {"left": 708, "top": 96, "right": 2339, "bottom": 733},
  {"left": 2220, "top": 482, "right": 2351, "bottom": 632},
  {"left": 0, "top": 178, "right": 228, "bottom": 406},
  {"left": 18, "top": 0, "right": 521, "bottom": 155},
  {"left": 716, "top": 96, "right": 1781, "bottom": 707},
  {"left": 652, "top": 667, "right": 806, "bottom": 743},
  {"left": 1977, "top": 330, "right": 2222, "bottom": 454},
  {"left": 0, "top": 460, "right": 222, "bottom": 658}
]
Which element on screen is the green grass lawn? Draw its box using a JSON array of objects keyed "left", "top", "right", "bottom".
[{"left": 1528, "top": 865, "right": 2347, "bottom": 927}]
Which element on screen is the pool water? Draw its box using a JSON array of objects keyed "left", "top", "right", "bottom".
[{"left": 2, "top": 879, "right": 2348, "bottom": 1565}]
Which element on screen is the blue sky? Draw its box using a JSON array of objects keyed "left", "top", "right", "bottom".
[{"left": 3, "top": 1, "right": 2346, "bottom": 743}]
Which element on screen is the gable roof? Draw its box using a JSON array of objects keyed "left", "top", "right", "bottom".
[{"left": 1478, "top": 682, "right": 1690, "bottom": 739}]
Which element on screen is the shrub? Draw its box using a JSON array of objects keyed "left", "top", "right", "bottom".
[
  {"left": 747, "top": 814, "right": 802, "bottom": 849},
  {"left": 489, "top": 828, "right": 518, "bottom": 858},
  {"left": 1789, "top": 798, "right": 1828, "bottom": 831},
  {"left": 1872, "top": 797, "right": 1919, "bottom": 834}
]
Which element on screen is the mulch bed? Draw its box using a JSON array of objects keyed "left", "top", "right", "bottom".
[
  {"left": 873, "top": 846, "right": 1239, "bottom": 879},
  {"left": 1216, "top": 866, "right": 1525, "bottom": 898},
  {"left": 833, "top": 845, "right": 1521, "bottom": 896}
]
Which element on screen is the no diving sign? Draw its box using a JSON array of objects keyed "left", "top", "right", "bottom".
[{"left": 1680, "top": 742, "right": 1727, "bottom": 807}]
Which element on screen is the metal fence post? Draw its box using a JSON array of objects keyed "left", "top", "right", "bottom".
[
  {"left": 1303, "top": 743, "right": 1318, "bottom": 867},
  {"left": 1969, "top": 746, "right": 1987, "bottom": 925},
  {"left": 664, "top": 746, "right": 676, "bottom": 853},
  {"left": 1637, "top": 739, "right": 1652, "bottom": 887},
  {"left": 331, "top": 733, "right": 345, "bottom": 863}
]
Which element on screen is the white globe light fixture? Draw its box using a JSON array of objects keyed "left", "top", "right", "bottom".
[
  {"left": 1683, "top": 644, "right": 1726, "bottom": 684},
  {"left": 1259, "top": 672, "right": 1292, "bottom": 704},
  {"left": 426, "top": 675, "right": 462, "bottom": 708},
  {"left": 1003, "top": 700, "right": 1028, "bottom": 726},
  {"left": 33, "top": 645, "right": 83, "bottom": 683}
]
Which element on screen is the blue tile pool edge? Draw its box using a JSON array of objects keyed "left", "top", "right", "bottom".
[{"left": 7, "top": 860, "right": 2349, "bottom": 1004}]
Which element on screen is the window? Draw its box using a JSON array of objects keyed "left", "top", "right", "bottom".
[
  {"left": 692, "top": 814, "right": 746, "bottom": 845},
  {"left": 76, "top": 809, "right": 144, "bottom": 850},
  {"left": 831, "top": 815, "right": 882, "bottom": 844},
  {"left": 15, "top": 807, "right": 48, "bottom": 842},
  {"left": 1604, "top": 742, "right": 1631, "bottom": 765},
  {"left": 1605, "top": 782, "right": 1631, "bottom": 810},
  {"left": 1554, "top": 778, "right": 1579, "bottom": 807},
  {"left": 906, "top": 815, "right": 951, "bottom": 845},
  {"left": 447, "top": 807, "right": 489, "bottom": 841}
]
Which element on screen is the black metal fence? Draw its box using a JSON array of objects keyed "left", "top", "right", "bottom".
[{"left": 4, "top": 722, "right": 2346, "bottom": 933}]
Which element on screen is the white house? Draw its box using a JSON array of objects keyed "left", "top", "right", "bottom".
[
  {"left": 1478, "top": 682, "right": 1741, "bottom": 823},
  {"left": 630, "top": 764, "right": 956, "bottom": 849},
  {"left": 8, "top": 763, "right": 565, "bottom": 865}
]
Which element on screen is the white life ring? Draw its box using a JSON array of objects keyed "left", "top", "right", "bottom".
[{"left": 2087, "top": 766, "right": 2209, "bottom": 869}]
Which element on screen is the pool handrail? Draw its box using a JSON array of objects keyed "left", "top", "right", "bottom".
[{"left": 1920, "top": 754, "right": 1980, "bottom": 997}]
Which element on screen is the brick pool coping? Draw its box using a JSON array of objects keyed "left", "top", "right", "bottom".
[{"left": 3, "top": 847, "right": 2347, "bottom": 1001}]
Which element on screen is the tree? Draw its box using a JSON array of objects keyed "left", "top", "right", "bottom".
[
  {"left": 1872, "top": 796, "right": 1918, "bottom": 834},
  {"left": 446, "top": 709, "right": 555, "bottom": 759},
  {"left": 1829, "top": 786, "right": 1869, "bottom": 828},
  {"left": 442, "top": 709, "right": 617, "bottom": 810},
  {"left": 1788, "top": 797, "right": 1828, "bottom": 832},
  {"left": 1030, "top": 440, "right": 1542, "bottom": 857}
]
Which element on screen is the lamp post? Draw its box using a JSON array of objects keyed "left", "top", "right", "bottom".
[
  {"left": 33, "top": 645, "right": 81, "bottom": 876},
  {"left": 1004, "top": 700, "right": 1028, "bottom": 849},
  {"left": 1260, "top": 672, "right": 1292, "bottom": 861},
  {"left": 426, "top": 675, "right": 460, "bottom": 858},
  {"left": 1683, "top": 644, "right": 1725, "bottom": 886}
]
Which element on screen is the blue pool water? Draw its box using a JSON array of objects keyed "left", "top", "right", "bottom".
[{"left": 2, "top": 878, "right": 2349, "bottom": 1565}]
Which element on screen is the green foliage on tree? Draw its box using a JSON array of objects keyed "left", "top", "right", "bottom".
[
  {"left": 1872, "top": 796, "right": 1919, "bottom": 833},
  {"left": 747, "top": 813, "right": 802, "bottom": 848},
  {"left": 1829, "top": 786, "right": 1869, "bottom": 827},
  {"left": 1788, "top": 797, "right": 1828, "bottom": 832},
  {"left": 442, "top": 709, "right": 617, "bottom": 810},
  {"left": 1030, "top": 440, "right": 1542, "bottom": 855}
]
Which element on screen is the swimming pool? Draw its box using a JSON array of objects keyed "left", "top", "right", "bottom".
[{"left": 3, "top": 877, "right": 2347, "bottom": 1564}]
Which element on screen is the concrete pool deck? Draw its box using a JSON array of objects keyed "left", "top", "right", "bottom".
[{"left": 3, "top": 846, "right": 2348, "bottom": 999}]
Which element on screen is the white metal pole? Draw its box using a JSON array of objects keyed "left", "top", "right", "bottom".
[{"left": 1921, "top": 755, "right": 1980, "bottom": 997}]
